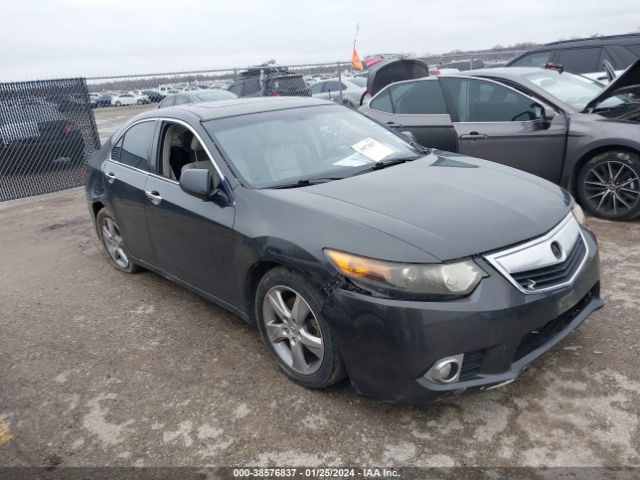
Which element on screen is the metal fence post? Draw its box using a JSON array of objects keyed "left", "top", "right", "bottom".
[{"left": 337, "top": 62, "right": 343, "bottom": 104}]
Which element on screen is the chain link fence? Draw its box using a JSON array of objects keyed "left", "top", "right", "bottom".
[
  {"left": 0, "top": 78, "right": 100, "bottom": 201},
  {"left": 0, "top": 52, "right": 526, "bottom": 202},
  {"left": 87, "top": 62, "right": 365, "bottom": 144}
]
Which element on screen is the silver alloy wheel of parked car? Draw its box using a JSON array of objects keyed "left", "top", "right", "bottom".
[
  {"left": 101, "top": 217, "right": 130, "bottom": 268},
  {"left": 584, "top": 159, "right": 640, "bottom": 216},
  {"left": 262, "top": 285, "right": 324, "bottom": 375}
]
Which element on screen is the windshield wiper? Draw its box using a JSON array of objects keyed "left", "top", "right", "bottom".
[
  {"left": 351, "top": 154, "right": 423, "bottom": 175},
  {"left": 271, "top": 177, "right": 344, "bottom": 189}
]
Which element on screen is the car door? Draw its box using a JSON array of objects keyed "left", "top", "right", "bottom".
[
  {"left": 101, "top": 119, "right": 157, "bottom": 261},
  {"left": 439, "top": 76, "right": 568, "bottom": 183},
  {"left": 143, "top": 120, "right": 237, "bottom": 304},
  {"left": 361, "top": 78, "right": 458, "bottom": 151}
]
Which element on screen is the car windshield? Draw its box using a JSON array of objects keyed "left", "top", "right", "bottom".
[
  {"left": 350, "top": 77, "right": 367, "bottom": 87},
  {"left": 205, "top": 104, "right": 420, "bottom": 188},
  {"left": 189, "top": 90, "right": 237, "bottom": 102},
  {"left": 523, "top": 70, "right": 632, "bottom": 111}
]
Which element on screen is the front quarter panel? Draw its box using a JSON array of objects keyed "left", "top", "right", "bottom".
[{"left": 563, "top": 113, "right": 640, "bottom": 189}]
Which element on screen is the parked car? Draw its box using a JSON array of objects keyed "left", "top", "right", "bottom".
[
  {"left": 360, "top": 59, "right": 640, "bottom": 220},
  {"left": 93, "top": 93, "right": 113, "bottom": 108},
  {"left": 111, "top": 92, "right": 150, "bottom": 107},
  {"left": 137, "top": 90, "right": 165, "bottom": 103},
  {"left": 507, "top": 33, "right": 640, "bottom": 83},
  {"left": 229, "top": 68, "right": 311, "bottom": 97},
  {"left": 85, "top": 97, "right": 601, "bottom": 403},
  {"left": 309, "top": 78, "right": 365, "bottom": 107},
  {"left": 157, "top": 89, "right": 238, "bottom": 108},
  {"left": 0, "top": 99, "right": 84, "bottom": 174}
]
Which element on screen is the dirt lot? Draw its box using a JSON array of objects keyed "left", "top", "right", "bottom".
[{"left": 0, "top": 188, "right": 639, "bottom": 468}]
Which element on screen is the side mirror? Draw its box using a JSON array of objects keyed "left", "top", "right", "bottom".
[
  {"left": 179, "top": 168, "right": 220, "bottom": 201},
  {"left": 538, "top": 106, "right": 556, "bottom": 129}
]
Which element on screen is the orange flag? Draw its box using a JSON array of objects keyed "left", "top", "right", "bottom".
[{"left": 351, "top": 49, "right": 364, "bottom": 70}]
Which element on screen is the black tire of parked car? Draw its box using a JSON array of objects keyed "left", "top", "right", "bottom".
[
  {"left": 96, "top": 208, "right": 141, "bottom": 273},
  {"left": 255, "top": 267, "right": 346, "bottom": 389},
  {"left": 115, "top": 101, "right": 122, "bottom": 107},
  {"left": 577, "top": 150, "right": 640, "bottom": 220}
]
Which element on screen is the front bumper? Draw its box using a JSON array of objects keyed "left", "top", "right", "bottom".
[{"left": 323, "top": 227, "right": 602, "bottom": 403}]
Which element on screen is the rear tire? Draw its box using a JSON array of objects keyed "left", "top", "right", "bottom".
[
  {"left": 255, "top": 267, "right": 346, "bottom": 389},
  {"left": 576, "top": 150, "right": 640, "bottom": 220},
  {"left": 96, "top": 209, "right": 140, "bottom": 273}
]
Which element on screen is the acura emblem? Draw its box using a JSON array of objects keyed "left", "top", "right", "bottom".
[{"left": 551, "top": 241, "right": 563, "bottom": 259}]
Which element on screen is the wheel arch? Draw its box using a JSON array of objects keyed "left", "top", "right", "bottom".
[{"left": 570, "top": 144, "right": 640, "bottom": 194}]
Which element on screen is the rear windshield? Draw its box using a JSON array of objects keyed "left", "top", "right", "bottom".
[
  {"left": 269, "top": 76, "right": 306, "bottom": 90},
  {"left": 189, "top": 90, "right": 238, "bottom": 102}
]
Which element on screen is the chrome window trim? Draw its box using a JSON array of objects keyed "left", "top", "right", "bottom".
[
  {"left": 484, "top": 213, "right": 589, "bottom": 294},
  {"left": 109, "top": 117, "right": 226, "bottom": 182}
]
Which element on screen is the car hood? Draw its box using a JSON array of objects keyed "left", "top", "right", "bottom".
[
  {"left": 583, "top": 58, "right": 640, "bottom": 112},
  {"left": 273, "top": 152, "right": 571, "bottom": 261}
]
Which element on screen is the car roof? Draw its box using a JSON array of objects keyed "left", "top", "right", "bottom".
[
  {"left": 460, "top": 67, "right": 547, "bottom": 77},
  {"left": 140, "top": 96, "right": 334, "bottom": 121}
]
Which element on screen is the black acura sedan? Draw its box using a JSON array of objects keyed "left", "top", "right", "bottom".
[{"left": 85, "top": 97, "right": 602, "bottom": 403}]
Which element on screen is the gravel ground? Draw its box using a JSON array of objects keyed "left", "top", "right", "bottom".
[{"left": 0, "top": 188, "right": 639, "bottom": 468}]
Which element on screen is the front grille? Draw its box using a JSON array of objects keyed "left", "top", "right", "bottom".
[
  {"left": 459, "top": 349, "right": 485, "bottom": 381},
  {"left": 512, "top": 237, "right": 587, "bottom": 291},
  {"left": 514, "top": 287, "right": 595, "bottom": 361},
  {"left": 484, "top": 214, "right": 590, "bottom": 294}
]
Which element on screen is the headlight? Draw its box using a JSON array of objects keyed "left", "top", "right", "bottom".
[
  {"left": 324, "top": 249, "right": 487, "bottom": 297},
  {"left": 572, "top": 201, "right": 585, "bottom": 224}
]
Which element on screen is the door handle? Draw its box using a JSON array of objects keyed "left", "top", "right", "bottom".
[
  {"left": 386, "top": 121, "right": 404, "bottom": 128},
  {"left": 145, "top": 190, "right": 163, "bottom": 205},
  {"left": 105, "top": 171, "right": 116, "bottom": 184},
  {"left": 459, "top": 132, "right": 488, "bottom": 140}
]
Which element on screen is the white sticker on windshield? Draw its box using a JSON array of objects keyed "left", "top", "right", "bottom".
[{"left": 351, "top": 137, "right": 395, "bottom": 162}]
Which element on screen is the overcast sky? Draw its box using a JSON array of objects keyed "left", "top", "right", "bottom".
[{"left": 2, "top": 0, "right": 638, "bottom": 80}]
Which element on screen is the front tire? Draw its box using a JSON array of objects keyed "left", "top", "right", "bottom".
[
  {"left": 255, "top": 267, "right": 346, "bottom": 389},
  {"left": 576, "top": 150, "right": 640, "bottom": 220},
  {"left": 96, "top": 209, "right": 140, "bottom": 273}
]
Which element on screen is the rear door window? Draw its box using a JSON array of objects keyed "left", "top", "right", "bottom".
[
  {"left": 555, "top": 48, "right": 602, "bottom": 73},
  {"left": 118, "top": 121, "right": 156, "bottom": 171},
  {"left": 608, "top": 45, "right": 640, "bottom": 69},
  {"left": 369, "top": 80, "right": 448, "bottom": 115},
  {"left": 510, "top": 51, "right": 553, "bottom": 68}
]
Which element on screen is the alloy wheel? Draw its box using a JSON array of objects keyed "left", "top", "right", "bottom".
[
  {"left": 583, "top": 159, "right": 640, "bottom": 216},
  {"left": 262, "top": 285, "right": 324, "bottom": 375},
  {"left": 101, "top": 217, "right": 130, "bottom": 268}
]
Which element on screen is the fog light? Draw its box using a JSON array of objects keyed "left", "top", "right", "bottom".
[{"left": 424, "top": 354, "right": 464, "bottom": 384}]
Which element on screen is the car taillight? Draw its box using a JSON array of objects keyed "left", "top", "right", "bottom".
[
  {"left": 545, "top": 63, "right": 565, "bottom": 73},
  {"left": 434, "top": 67, "right": 441, "bottom": 76},
  {"left": 81, "top": 165, "right": 89, "bottom": 177},
  {"left": 63, "top": 122, "right": 76, "bottom": 135},
  {"left": 271, "top": 92, "right": 282, "bottom": 96}
]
